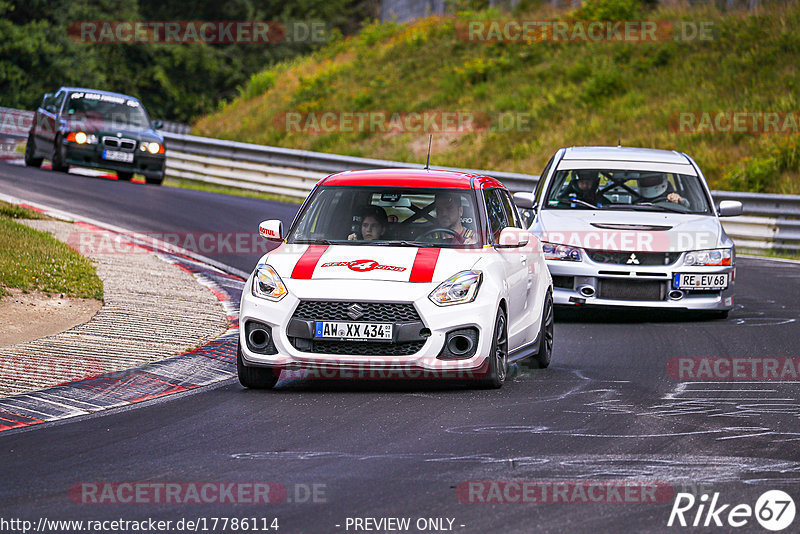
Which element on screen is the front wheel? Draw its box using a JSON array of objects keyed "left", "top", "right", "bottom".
[
  {"left": 477, "top": 308, "right": 508, "bottom": 389},
  {"left": 532, "top": 290, "right": 554, "bottom": 368},
  {"left": 24, "top": 135, "right": 43, "bottom": 167},
  {"left": 237, "top": 342, "right": 279, "bottom": 389},
  {"left": 51, "top": 137, "right": 69, "bottom": 172}
]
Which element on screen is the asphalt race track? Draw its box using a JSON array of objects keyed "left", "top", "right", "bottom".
[{"left": 1, "top": 163, "right": 799, "bottom": 533}]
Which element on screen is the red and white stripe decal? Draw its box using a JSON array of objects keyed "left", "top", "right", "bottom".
[
  {"left": 409, "top": 248, "right": 441, "bottom": 283},
  {"left": 291, "top": 245, "right": 329, "bottom": 279}
]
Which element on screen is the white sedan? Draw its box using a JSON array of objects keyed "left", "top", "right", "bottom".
[
  {"left": 516, "top": 146, "right": 742, "bottom": 317},
  {"left": 238, "top": 169, "right": 554, "bottom": 389}
]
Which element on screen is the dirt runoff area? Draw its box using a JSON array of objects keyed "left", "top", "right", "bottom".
[{"left": 0, "top": 288, "right": 102, "bottom": 347}]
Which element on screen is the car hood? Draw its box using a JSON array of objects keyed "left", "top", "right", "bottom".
[
  {"left": 261, "top": 244, "right": 480, "bottom": 284},
  {"left": 535, "top": 209, "right": 723, "bottom": 252}
]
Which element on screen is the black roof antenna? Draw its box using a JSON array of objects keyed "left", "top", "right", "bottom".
[
  {"left": 425, "top": 134, "right": 432, "bottom": 170},
  {"left": 618, "top": 132, "right": 622, "bottom": 147}
]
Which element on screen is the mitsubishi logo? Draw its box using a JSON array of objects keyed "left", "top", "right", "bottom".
[
  {"left": 626, "top": 253, "right": 640, "bottom": 265},
  {"left": 347, "top": 303, "right": 365, "bottom": 320}
]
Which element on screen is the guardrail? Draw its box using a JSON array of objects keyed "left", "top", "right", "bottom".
[
  {"left": 1, "top": 106, "right": 797, "bottom": 255},
  {"left": 161, "top": 132, "right": 800, "bottom": 254}
]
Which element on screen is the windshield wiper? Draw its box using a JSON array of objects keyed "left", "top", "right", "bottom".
[
  {"left": 626, "top": 202, "right": 688, "bottom": 213},
  {"left": 294, "top": 239, "right": 337, "bottom": 245},
  {"left": 371, "top": 240, "right": 439, "bottom": 247},
  {"left": 552, "top": 198, "right": 599, "bottom": 210}
]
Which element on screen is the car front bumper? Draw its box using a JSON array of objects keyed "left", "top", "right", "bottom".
[
  {"left": 238, "top": 277, "right": 500, "bottom": 378},
  {"left": 64, "top": 143, "right": 165, "bottom": 178},
  {"left": 547, "top": 257, "right": 735, "bottom": 311}
]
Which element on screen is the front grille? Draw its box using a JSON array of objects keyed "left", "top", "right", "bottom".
[
  {"left": 598, "top": 279, "right": 665, "bottom": 301},
  {"left": 289, "top": 339, "right": 425, "bottom": 356},
  {"left": 588, "top": 250, "right": 679, "bottom": 266},
  {"left": 292, "top": 301, "right": 421, "bottom": 322},
  {"left": 102, "top": 136, "right": 136, "bottom": 152}
]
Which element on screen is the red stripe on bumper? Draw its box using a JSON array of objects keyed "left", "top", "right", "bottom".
[
  {"left": 291, "top": 245, "right": 328, "bottom": 279},
  {"left": 409, "top": 248, "right": 441, "bottom": 283}
]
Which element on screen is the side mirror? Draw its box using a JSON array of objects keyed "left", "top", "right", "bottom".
[
  {"left": 496, "top": 227, "right": 530, "bottom": 248},
  {"left": 718, "top": 200, "right": 743, "bottom": 217},
  {"left": 153, "top": 120, "right": 163, "bottom": 130},
  {"left": 513, "top": 192, "right": 537, "bottom": 210},
  {"left": 259, "top": 220, "right": 283, "bottom": 241}
]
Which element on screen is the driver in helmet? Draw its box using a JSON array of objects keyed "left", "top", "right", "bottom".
[
  {"left": 431, "top": 192, "right": 476, "bottom": 244},
  {"left": 638, "top": 175, "right": 689, "bottom": 207}
]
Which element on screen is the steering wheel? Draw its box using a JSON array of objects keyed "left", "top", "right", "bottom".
[{"left": 418, "top": 227, "right": 461, "bottom": 242}]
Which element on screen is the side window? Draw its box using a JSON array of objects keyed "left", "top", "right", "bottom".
[
  {"left": 483, "top": 189, "right": 510, "bottom": 244},
  {"left": 52, "top": 91, "right": 66, "bottom": 115},
  {"left": 498, "top": 189, "right": 522, "bottom": 229}
]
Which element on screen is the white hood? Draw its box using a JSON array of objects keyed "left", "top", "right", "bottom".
[
  {"left": 264, "top": 244, "right": 480, "bottom": 284},
  {"left": 535, "top": 210, "right": 723, "bottom": 253}
]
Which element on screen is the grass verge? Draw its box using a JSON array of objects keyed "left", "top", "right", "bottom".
[{"left": 0, "top": 201, "right": 103, "bottom": 301}]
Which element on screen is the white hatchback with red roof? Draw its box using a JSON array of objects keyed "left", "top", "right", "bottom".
[{"left": 238, "top": 169, "right": 554, "bottom": 389}]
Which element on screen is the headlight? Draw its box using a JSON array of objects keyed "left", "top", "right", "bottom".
[
  {"left": 542, "top": 242, "right": 582, "bottom": 261},
  {"left": 251, "top": 264, "right": 288, "bottom": 301},
  {"left": 429, "top": 271, "right": 482, "bottom": 306},
  {"left": 66, "top": 132, "right": 98, "bottom": 144},
  {"left": 139, "top": 142, "right": 164, "bottom": 154},
  {"left": 684, "top": 248, "right": 732, "bottom": 266}
]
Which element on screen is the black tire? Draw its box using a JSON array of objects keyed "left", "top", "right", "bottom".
[
  {"left": 24, "top": 135, "right": 43, "bottom": 168},
  {"left": 117, "top": 171, "right": 134, "bottom": 181},
  {"left": 477, "top": 308, "right": 508, "bottom": 389},
  {"left": 237, "top": 342, "right": 279, "bottom": 389},
  {"left": 51, "top": 136, "right": 69, "bottom": 172},
  {"left": 708, "top": 309, "right": 730, "bottom": 319},
  {"left": 144, "top": 174, "right": 164, "bottom": 185},
  {"left": 533, "top": 290, "right": 554, "bottom": 368}
]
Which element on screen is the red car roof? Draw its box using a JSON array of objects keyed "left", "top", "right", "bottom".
[{"left": 319, "top": 168, "right": 506, "bottom": 190}]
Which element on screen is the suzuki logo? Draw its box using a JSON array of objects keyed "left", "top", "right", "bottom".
[
  {"left": 347, "top": 303, "right": 365, "bottom": 320},
  {"left": 626, "top": 253, "right": 640, "bottom": 265}
]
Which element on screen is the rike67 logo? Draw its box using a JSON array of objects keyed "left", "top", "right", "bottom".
[{"left": 668, "top": 490, "right": 795, "bottom": 531}]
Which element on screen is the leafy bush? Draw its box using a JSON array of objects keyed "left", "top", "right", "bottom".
[{"left": 571, "top": 0, "right": 644, "bottom": 20}]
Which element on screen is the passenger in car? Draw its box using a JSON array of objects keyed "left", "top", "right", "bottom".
[
  {"left": 348, "top": 205, "right": 389, "bottom": 240},
  {"left": 638, "top": 176, "right": 690, "bottom": 208}
]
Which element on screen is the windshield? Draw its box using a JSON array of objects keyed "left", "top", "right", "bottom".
[
  {"left": 287, "top": 186, "right": 483, "bottom": 248},
  {"left": 544, "top": 169, "right": 712, "bottom": 214},
  {"left": 64, "top": 91, "right": 151, "bottom": 130}
]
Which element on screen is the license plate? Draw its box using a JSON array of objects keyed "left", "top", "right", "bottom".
[
  {"left": 102, "top": 150, "right": 133, "bottom": 163},
  {"left": 315, "top": 321, "right": 393, "bottom": 340},
  {"left": 673, "top": 273, "right": 728, "bottom": 290}
]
